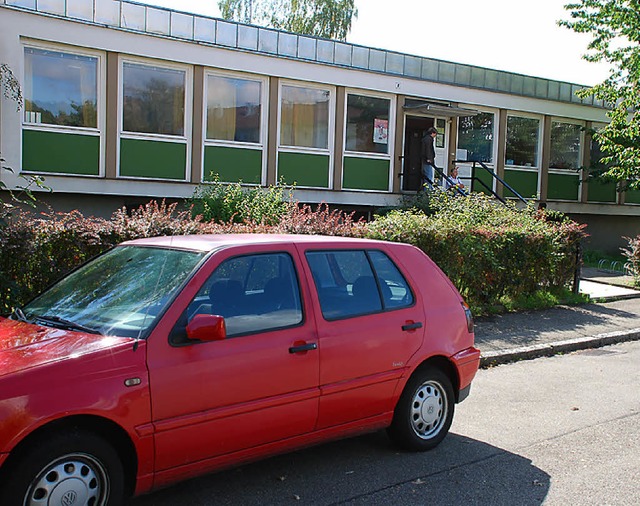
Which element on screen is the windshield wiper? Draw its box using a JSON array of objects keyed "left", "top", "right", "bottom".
[
  {"left": 11, "top": 307, "right": 29, "bottom": 322},
  {"left": 34, "top": 315, "right": 102, "bottom": 335}
]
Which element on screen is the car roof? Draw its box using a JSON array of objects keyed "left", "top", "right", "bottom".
[{"left": 120, "top": 234, "right": 399, "bottom": 253}]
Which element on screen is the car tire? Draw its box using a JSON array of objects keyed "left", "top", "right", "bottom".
[
  {"left": 0, "top": 429, "right": 125, "bottom": 506},
  {"left": 388, "top": 367, "right": 455, "bottom": 451}
]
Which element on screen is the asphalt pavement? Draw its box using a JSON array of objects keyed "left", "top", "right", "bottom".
[{"left": 475, "top": 269, "right": 640, "bottom": 367}]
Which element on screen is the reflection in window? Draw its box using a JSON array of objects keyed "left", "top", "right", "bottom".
[
  {"left": 345, "top": 94, "right": 390, "bottom": 154},
  {"left": 24, "top": 47, "right": 98, "bottom": 128},
  {"left": 550, "top": 121, "right": 582, "bottom": 170},
  {"left": 280, "top": 85, "right": 330, "bottom": 149},
  {"left": 506, "top": 116, "right": 540, "bottom": 167},
  {"left": 457, "top": 112, "right": 494, "bottom": 163},
  {"left": 206, "top": 74, "right": 262, "bottom": 143},
  {"left": 123, "top": 62, "right": 185, "bottom": 136}
]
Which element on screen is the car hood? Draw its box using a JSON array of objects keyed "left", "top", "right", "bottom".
[{"left": 0, "top": 317, "right": 135, "bottom": 378}]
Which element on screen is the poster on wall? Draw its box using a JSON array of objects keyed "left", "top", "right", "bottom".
[{"left": 373, "top": 118, "right": 388, "bottom": 144}]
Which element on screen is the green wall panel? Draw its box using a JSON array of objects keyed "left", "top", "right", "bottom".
[
  {"left": 587, "top": 179, "right": 617, "bottom": 203},
  {"left": 625, "top": 189, "right": 640, "bottom": 204},
  {"left": 203, "top": 145, "right": 262, "bottom": 184},
  {"left": 504, "top": 169, "right": 538, "bottom": 199},
  {"left": 278, "top": 152, "right": 329, "bottom": 188},
  {"left": 22, "top": 129, "right": 99, "bottom": 175},
  {"left": 343, "top": 157, "right": 390, "bottom": 191},
  {"left": 547, "top": 172, "right": 580, "bottom": 201},
  {"left": 120, "top": 138, "right": 186, "bottom": 179}
]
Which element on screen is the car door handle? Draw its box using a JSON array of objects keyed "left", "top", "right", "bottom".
[
  {"left": 289, "top": 342, "right": 318, "bottom": 354},
  {"left": 402, "top": 322, "right": 423, "bottom": 331}
]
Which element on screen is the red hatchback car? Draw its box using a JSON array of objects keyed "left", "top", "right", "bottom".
[{"left": 0, "top": 234, "right": 480, "bottom": 505}]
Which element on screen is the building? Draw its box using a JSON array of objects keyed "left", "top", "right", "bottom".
[{"left": 0, "top": 0, "right": 637, "bottom": 251}]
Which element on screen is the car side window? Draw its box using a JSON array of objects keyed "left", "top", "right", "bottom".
[
  {"left": 368, "top": 250, "right": 414, "bottom": 309},
  {"left": 306, "top": 250, "right": 381, "bottom": 320},
  {"left": 184, "top": 252, "right": 303, "bottom": 339},
  {"left": 306, "top": 249, "right": 413, "bottom": 320}
]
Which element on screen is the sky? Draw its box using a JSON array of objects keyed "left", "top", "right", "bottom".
[{"left": 139, "top": 0, "right": 611, "bottom": 86}]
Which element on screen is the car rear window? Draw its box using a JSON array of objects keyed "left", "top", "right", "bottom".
[{"left": 305, "top": 249, "right": 414, "bottom": 320}]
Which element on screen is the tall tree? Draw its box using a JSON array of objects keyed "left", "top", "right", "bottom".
[
  {"left": 218, "top": 0, "right": 358, "bottom": 41},
  {"left": 560, "top": 1, "right": 640, "bottom": 187}
]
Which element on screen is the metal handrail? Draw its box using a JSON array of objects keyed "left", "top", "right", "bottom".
[{"left": 453, "top": 160, "right": 528, "bottom": 205}]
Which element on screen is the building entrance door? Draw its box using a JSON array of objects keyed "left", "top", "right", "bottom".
[{"left": 401, "top": 116, "right": 449, "bottom": 192}]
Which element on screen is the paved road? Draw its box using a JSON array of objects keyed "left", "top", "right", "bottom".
[{"left": 129, "top": 341, "right": 640, "bottom": 505}]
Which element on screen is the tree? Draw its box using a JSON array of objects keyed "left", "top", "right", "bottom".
[
  {"left": 218, "top": 0, "right": 358, "bottom": 41},
  {"left": 560, "top": 1, "right": 640, "bottom": 188}
]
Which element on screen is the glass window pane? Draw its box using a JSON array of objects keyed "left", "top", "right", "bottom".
[
  {"left": 368, "top": 250, "right": 414, "bottom": 309},
  {"left": 306, "top": 250, "right": 381, "bottom": 320},
  {"left": 280, "top": 85, "right": 330, "bottom": 149},
  {"left": 346, "top": 94, "right": 390, "bottom": 154},
  {"left": 550, "top": 121, "right": 582, "bottom": 170},
  {"left": 206, "top": 75, "right": 262, "bottom": 143},
  {"left": 506, "top": 116, "right": 540, "bottom": 167},
  {"left": 188, "top": 253, "right": 302, "bottom": 337},
  {"left": 24, "top": 47, "right": 98, "bottom": 128},
  {"left": 123, "top": 62, "right": 185, "bottom": 136},
  {"left": 457, "top": 112, "right": 494, "bottom": 163}
]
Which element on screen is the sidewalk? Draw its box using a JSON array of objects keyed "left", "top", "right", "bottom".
[{"left": 474, "top": 271, "right": 640, "bottom": 367}]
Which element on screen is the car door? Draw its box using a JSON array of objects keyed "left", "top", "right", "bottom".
[
  {"left": 300, "top": 246, "right": 425, "bottom": 429},
  {"left": 146, "top": 243, "right": 319, "bottom": 475}
]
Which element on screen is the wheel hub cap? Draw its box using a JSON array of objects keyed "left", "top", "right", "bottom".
[{"left": 410, "top": 381, "right": 447, "bottom": 439}]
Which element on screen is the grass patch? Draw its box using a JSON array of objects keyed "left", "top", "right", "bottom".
[
  {"left": 474, "top": 288, "right": 590, "bottom": 315},
  {"left": 582, "top": 249, "right": 626, "bottom": 269}
]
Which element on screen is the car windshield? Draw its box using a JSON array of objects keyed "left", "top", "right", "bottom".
[{"left": 23, "top": 245, "right": 206, "bottom": 338}]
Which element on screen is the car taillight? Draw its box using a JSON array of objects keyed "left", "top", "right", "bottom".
[{"left": 461, "top": 301, "right": 474, "bottom": 334}]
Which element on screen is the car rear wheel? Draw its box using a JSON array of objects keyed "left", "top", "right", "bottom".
[
  {"left": 0, "top": 430, "right": 125, "bottom": 506},
  {"left": 388, "top": 367, "right": 454, "bottom": 451}
]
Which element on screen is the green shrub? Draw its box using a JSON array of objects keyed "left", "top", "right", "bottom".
[
  {"left": 366, "top": 193, "right": 587, "bottom": 313},
  {"left": 189, "top": 176, "right": 294, "bottom": 225}
]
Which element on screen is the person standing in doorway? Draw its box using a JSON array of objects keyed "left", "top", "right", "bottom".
[{"left": 421, "top": 127, "right": 438, "bottom": 190}]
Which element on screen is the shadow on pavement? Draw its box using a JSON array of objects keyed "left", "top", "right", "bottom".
[{"left": 129, "top": 432, "right": 550, "bottom": 505}]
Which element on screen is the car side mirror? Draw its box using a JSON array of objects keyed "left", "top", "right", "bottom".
[{"left": 186, "top": 314, "right": 227, "bottom": 342}]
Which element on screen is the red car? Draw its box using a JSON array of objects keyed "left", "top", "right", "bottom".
[{"left": 0, "top": 234, "right": 480, "bottom": 505}]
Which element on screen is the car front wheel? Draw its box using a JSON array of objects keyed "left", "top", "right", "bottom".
[
  {"left": 388, "top": 367, "right": 455, "bottom": 451},
  {"left": 0, "top": 430, "right": 125, "bottom": 506}
]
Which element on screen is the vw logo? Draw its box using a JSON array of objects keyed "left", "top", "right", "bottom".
[{"left": 61, "top": 491, "right": 77, "bottom": 506}]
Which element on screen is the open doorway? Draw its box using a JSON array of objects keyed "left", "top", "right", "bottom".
[{"left": 402, "top": 116, "right": 449, "bottom": 192}]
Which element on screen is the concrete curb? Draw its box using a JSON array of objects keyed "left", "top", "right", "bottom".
[{"left": 480, "top": 327, "right": 640, "bottom": 368}]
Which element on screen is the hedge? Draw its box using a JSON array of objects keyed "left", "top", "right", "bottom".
[{"left": 0, "top": 193, "right": 586, "bottom": 315}]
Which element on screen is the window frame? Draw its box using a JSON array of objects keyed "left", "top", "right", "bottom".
[
  {"left": 549, "top": 117, "right": 585, "bottom": 173},
  {"left": 343, "top": 89, "right": 394, "bottom": 158},
  {"left": 21, "top": 40, "right": 106, "bottom": 177},
  {"left": 278, "top": 80, "right": 335, "bottom": 152},
  {"left": 117, "top": 56, "right": 192, "bottom": 181},
  {"left": 455, "top": 108, "right": 497, "bottom": 166},
  {"left": 505, "top": 112, "right": 543, "bottom": 171},
  {"left": 202, "top": 69, "right": 269, "bottom": 185}
]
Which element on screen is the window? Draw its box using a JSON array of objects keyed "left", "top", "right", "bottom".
[
  {"left": 206, "top": 74, "right": 262, "bottom": 143},
  {"left": 506, "top": 115, "right": 540, "bottom": 167},
  {"left": 280, "top": 84, "right": 330, "bottom": 149},
  {"left": 123, "top": 62, "right": 185, "bottom": 136},
  {"left": 550, "top": 121, "right": 582, "bottom": 170},
  {"left": 457, "top": 112, "right": 494, "bottom": 163},
  {"left": 345, "top": 94, "right": 390, "bottom": 154},
  {"left": 24, "top": 47, "right": 98, "bottom": 128},
  {"left": 306, "top": 250, "right": 413, "bottom": 320},
  {"left": 187, "top": 253, "right": 302, "bottom": 337}
]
